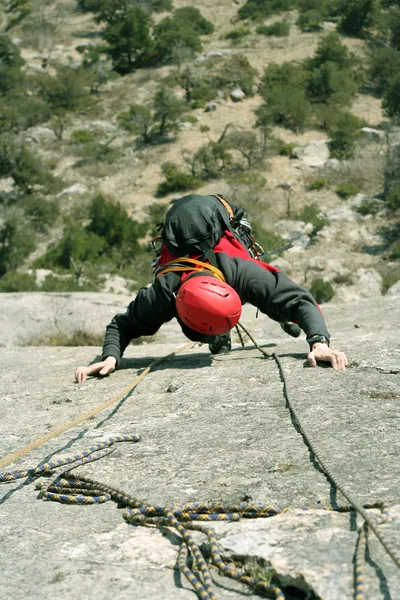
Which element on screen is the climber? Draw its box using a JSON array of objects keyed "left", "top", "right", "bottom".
[{"left": 75, "top": 194, "right": 347, "bottom": 383}]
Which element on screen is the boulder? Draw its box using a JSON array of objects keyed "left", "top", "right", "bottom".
[
  {"left": 25, "top": 126, "right": 57, "bottom": 144},
  {"left": 58, "top": 183, "right": 88, "bottom": 197},
  {"left": 360, "top": 127, "right": 386, "bottom": 143},
  {"left": 291, "top": 140, "right": 330, "bottom": 168},
  {"left": 230, "top": 88, "right": 246, "bottom": 102},
  {"left": 204, "top": 102, "right": 217, "bottom": 112},
  {"left": 386, "top": 280, "right": 400, "bottom": 296}
]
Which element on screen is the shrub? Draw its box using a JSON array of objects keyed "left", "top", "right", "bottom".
[
  {"left": 368, "top": 47, "right": 400, "bottom": 97},
  {"left": 174, "top": 7, "right": 214, "bottom": 35},
  {"left": 309, "top": 278, "right": 334, "bottom": 303},
  {"left": 382, "top": 270, "right": 400, "bottom": 294},
  {"left": 238, "top": 0, "right": 294, "bottom": 21},
  {"left": 0, "top": 137, "right": 59, "bottom": 194},
  {"left": 19, "top": 196, "right": 59, "bottom": 232},
  {"left": 276, "top": 140, "right": 297, "bottom": 156},
  {"left": 308, "top": 33, "right": 354, "bottom": 71},
  {"left": 33, "top": 65, "right": 96, "bottom": 113},
  {"left": 256, "top": 21, "right": 290, "bottom": 36},
  {"left": 307, "top": 62, "right": 358, "bottom": 106},
  {"left": 338, "top": 0, "right": 378, "bottom": 37},
  {"left": 297, "top": 204, "right": 326, "bottom": 234},
  {"left": 34, "top": 328, "right": 104, "bottom": 346},
  {"left": 263, "top": 87, "right": 311, "bottom": 130},
  {"left": 307, "top": 177, "right": 327, "bottom": 190},
  {"left": 356, "top": 198, "right": 382, "bottom": 215},
  {"left": 385, "top": 185, "right": 400, "bottom": 210},
  {"left": 153, "top": 7, "right": 213, "bottom": 64},
  {"left": 191, "top": 79, "right": 218, "bottom": 108},
  {"left": 225, "top": 27, "right": 251, "bottom": 44},
  {"left": 156, "top": 162, "right": 202, "bottom": 196},
  {"left": 0, "top": 215, "right": 36, "bottom": 277},
  {"left": 71, "top": 129, "right": 94, "bottom": 144},
  {"left": 251, "top": 225, "right": 286, "bottom": 255},
  {"left": 383, "top": 73, "right": 400, "bottom": 123},
  {"left": 0, "top": 271, "right": 38, "bottom": 292},
  {"left": 117, "top": 103, "right": 153, "bottom": 143},
  {"left": 327, "top": 112, "right": 361, "bottom": 159},
  {"left": 214, "top": 54, "right": 258, "bottom": 96},
  {"left": 261, "top": 61, "right": 308, "bottom": 92},
  {"left": 297, "top": 10, "right": 324, "bottom": 31},
  {"left": 335, "top": 183, "right": 361, "bottom": 199}
]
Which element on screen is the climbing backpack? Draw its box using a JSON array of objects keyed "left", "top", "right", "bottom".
[{"left": 152, "top": 193, "right": 265, "bottom": 268}]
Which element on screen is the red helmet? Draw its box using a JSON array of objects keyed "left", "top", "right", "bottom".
[{"left": 176, "top": 274, "right": 242, "bottom": 335}]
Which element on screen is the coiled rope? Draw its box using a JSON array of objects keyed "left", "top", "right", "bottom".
[
  {"left": 1, "top": 328, "right": 399, "bottom": 599},
  {"left": 3, "top": 436, "right": 390, "bottom": 600}
]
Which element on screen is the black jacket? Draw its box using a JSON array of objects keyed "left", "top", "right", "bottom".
[{"left": 102, "top": 252, "right": 330, "bottom": 365}]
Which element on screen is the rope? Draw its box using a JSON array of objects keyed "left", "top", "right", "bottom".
[
  {"left": 4, "top": 438, "right": 387, "bottom": 600},
  {"left": 0, "top": 342, "right": 195, "bottom": 471},
  {"left": 156, "top": 257, "right": 226, "bottom": 282},
  {"left": 2, "top": 327, "right": 399, "bottom": 599},
  {"left": 272, "top": 352, "right": 400, "bottom": 571},
  {"left": 237, "top": 321, "right": 270, "bottom": 358}
]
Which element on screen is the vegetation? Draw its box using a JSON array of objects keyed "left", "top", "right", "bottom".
[
  {"left": 309, "top": 278, "right": 335, "bottom": 303},
  {"left": 256, "top": 21, "right": 290, "bottom": 37},
  {"left": 335, "top": 183, "right": 361, "bottom": 199},
  {"left": 297, "top": 204, "right": 326, "bottom": 235},
  {"left": 0, "top": 0, "right": 397, "bottom": 295}
]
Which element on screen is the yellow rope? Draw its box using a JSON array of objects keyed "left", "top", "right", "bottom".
[
  {"left": 156, "top": 257, "right": 226, "bottom": 282},
  {"left": 0, "top": 342, "right": 195, "bottom": 470}
]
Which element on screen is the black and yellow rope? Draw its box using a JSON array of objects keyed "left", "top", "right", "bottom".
[
  {"left": 1, "top": 333, "right": 399, "bottom": 600},
  {"left": 2, "top": 435, "right": 396, "bottom": 600}
]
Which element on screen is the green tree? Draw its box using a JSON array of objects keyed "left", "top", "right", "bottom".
[
  {"left": 264, "top": 86, "right": 311, "bottom": 130},
  {"left": 0, "top": 215, "right": 36, "bottom": 276},
  {"left": 308, "top": 33, "right": 354, "bottom": 70},
  {"left": 117, "top": 103, "right": 153, "bottom": 142},
  {"left": 153, "top": 87, "right": 186, "bottom": 136},
  {"left": 327, "top": 112, "right": 361, "bottom": 159},
  {"left": 339, "top": 0, "right": 379, "bottom": 36},
  {"left": 0, "top": 136, "right": 57, "bottom": 194},
  {"left": 225, "top": 130, "right": 263, "bottom": 169},
  {"left": 215, "top": 54, "right": 258, "bottom": 96},
  {"left": 173, "top": 7, "right": 214, "bottom": 34},
  {"left": 33, "top": 65, "right": 96, "bottom": 113},
  {"left": 261, "top": 61, "right": 308, "bottom": 94},
  {"left": 307, "top": 61, "right": 358, "bottom": 105},
  {"left": 0, "top": 95, "right": 49, "bottom": 133},
  {"left": 36, "top": 223, "right": 106, "bottom": 270},
  {"left": 103, "top": 7, "right": 153, "bottom": 73},
  {"left": 153, "top": 17, "right": 202, "bottom": 64},
  {"left": 0, "top": 35, "right": 25, "bottom": 96},
  {"left": 87, "top": 194, "right": 145, "bottom": 254},
  {"left": 368, "top": 46, "right": 400, "bottom": 96},
  {"left": 383, "top": 73, "right": 400, "bottom": 122},
  {"left": 156, "top": 162, "right": 202, "bottom": 196},
  {"left": 238, "top": 0, "right": 293, "bottom": 20}
]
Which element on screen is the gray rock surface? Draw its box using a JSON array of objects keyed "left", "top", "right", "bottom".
[
  {"left": 291, "top": 140, "right": 330, "bottom": 168},
  {"left": 1, "top": 296, "right": 399, "bottom": 600}
]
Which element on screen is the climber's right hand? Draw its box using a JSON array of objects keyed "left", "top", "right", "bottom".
[{"left": 75, "top": 356, "right": 117, "bottom": 384}]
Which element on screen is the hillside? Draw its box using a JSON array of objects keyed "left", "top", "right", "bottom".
[{"left": 0, "top": 0, "right": 399, "bottom": 302}]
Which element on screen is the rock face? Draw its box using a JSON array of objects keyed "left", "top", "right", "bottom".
[
  {"left": 1, "top": 296, "right": 399, "bottom": 600},
  {"left": 291, "top": 140, "right": 330, "bottom": 167}
]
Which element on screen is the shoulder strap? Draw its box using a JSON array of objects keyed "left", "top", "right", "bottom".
[{"left": 214, "top": 194, "right": 235, "bottom": 220}]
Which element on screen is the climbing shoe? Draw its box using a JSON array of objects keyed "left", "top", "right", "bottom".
[
  {"left": 209, "top": 333, "right": 232, "bottom": 355},
  {"left": 280, "top": 322, "right": 301, "bottom": 338}
]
